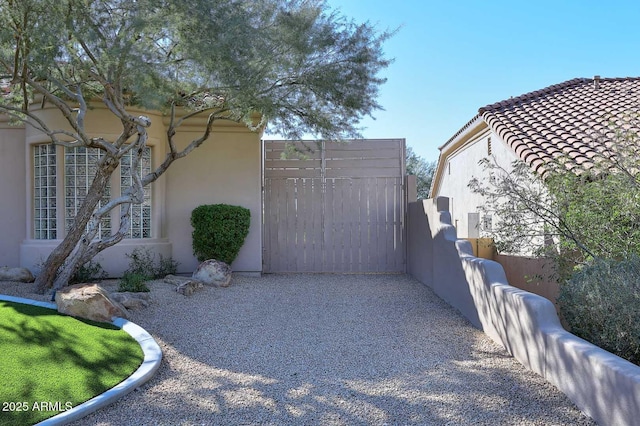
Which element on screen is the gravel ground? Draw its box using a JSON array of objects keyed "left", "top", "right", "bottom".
[{"left": 1, "top": 274, "right": 596, "bottom": 425}]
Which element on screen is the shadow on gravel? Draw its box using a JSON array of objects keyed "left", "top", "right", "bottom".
[{"left": 68, "top": 274, "right": 595, "bottom": 425}]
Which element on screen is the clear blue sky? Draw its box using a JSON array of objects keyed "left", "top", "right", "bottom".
[{"left": 313, "top": 0, "right": 640, "bottom": 163}]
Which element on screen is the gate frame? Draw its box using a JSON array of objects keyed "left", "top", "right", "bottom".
[{"left": 261, "top": 139, "right": 408, "bottom": 273}]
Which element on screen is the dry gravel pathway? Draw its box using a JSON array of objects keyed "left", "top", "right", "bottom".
[{"left": 2, "top": 274, "right": 595, "bottom": 425}]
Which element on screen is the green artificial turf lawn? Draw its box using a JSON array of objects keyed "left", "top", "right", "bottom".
[{"left": 0, "top": 300, "right": 144, "bottom": 425}]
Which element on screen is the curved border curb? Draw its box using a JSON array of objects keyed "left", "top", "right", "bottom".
[{"left": 0, "top": 294, "right": 162, "bottom": 426}]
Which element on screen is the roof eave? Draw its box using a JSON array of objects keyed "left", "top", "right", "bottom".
[{"left": 429, "top": 115, "right": 488, "bottom": 197}]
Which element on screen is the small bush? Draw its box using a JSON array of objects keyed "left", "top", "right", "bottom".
[
  {"left": 118, "top": 272, "right": 150, "bottom": 293},
  {"left": 558, "top": 256, "right": 640, "bottom": 365},
  {"left": 118, "top": 248, "right": 180, "bottom": 292},
  {"left": 191, "top": 204, "right": 250, "bottom": 264},
  {"left": 125, "top": 247, "right": 179, "bottom": 279},
  {"left": 125, "top": 248, "right": 156, "bottom": 279},
  {"left": 70, "top": 260, "right": 107, "bottom": 284}
]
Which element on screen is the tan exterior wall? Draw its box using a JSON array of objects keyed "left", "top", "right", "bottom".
[
  {"left": 0, "top": 118, "right": 26, "bottom": 267},
  {"left": 11, "top": 103, "right": 262, "bottom": 276},
  {"left": 165, "top": 120, "right": 262, "bottom": 274}
]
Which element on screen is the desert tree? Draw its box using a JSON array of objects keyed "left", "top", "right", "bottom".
[
  {"left": 405, "top": 146, "right": 435, "bottom": 200},
  {"left": 470, "top": 117, "right": 640, "bottom": 359},
  {"left": 0, "top": 0, "right": 393, "bottom": 292},
  {"left": 468, "top": 115, "right": 640, "bottom": 265}
]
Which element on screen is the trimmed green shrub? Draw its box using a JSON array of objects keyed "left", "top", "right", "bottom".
[
  {"left": 191, "top": 204, "right": 250, "bottom": 264},
  {"left": 558, "top": 256, "right": 640, "bottom": 365},
  {"left": 118, "top": 272, "right": 150, "bottom": 292}
]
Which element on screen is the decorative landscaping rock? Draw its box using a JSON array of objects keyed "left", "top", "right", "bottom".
[
  {"left": 56, "top": 283, "right": 128, "bottom": 322},
  {"left": 110, "top": 291, "right": 150, "bottom": 310},
  {"left": 176, "top": 280, "right": 204, "bottom": 296},
  {"left": 164, "top": 275, "right": 204, "bottom": 296},
  {"left": 192, "top": 259, "right": 232, "bottom": 287},
  {"left": 0, "top": 267, "right": 35, "bottom": 283}
]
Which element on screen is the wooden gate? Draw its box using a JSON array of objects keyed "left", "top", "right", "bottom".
[{"left": 263, "top": 139, "right": 406, "bottom": 273}]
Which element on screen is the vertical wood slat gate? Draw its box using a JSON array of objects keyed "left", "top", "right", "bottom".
[{"left": 263, "top": 139, "right": 406, "bottom": 273}]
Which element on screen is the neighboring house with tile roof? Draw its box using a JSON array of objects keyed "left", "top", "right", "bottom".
[{"left": 430, "top": 76, "right": 640, "bottom": 239}]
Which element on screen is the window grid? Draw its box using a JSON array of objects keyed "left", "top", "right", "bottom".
[
  {"left": 64, "top": 147, "right": 111, "bottom": 238},
  {"left": 33, "top": 145, "right": 57, "bottom": 239},
  {"left": 121, "top": 147, "right": 152, "bottom": 239}
]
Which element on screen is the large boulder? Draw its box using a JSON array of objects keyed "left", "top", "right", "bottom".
[
  {"left": 56, "top": 283, "right": 128, "bottom": 322},
  {"left": 192, "top": 259, "right": 232, "bottom": 287},
  {"left": 0, "top": 267, "right": 35, "bottom": 283}
]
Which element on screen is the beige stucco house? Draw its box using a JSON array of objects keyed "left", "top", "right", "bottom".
[
  {"left": 430, "top": 76, "right": 640, "bottom": 239},
  {"left": 0, "top": 103, "right": 263, "bottom": 276}
]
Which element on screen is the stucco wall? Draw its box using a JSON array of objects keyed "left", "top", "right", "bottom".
[
  {"left": 19, "top": 105, "right": 171, "bottom": 276},
  {"left": 0, "top": 119, "right": 26, "bottom": 267},
  {"left": 407, "top": 197, "right": 640, "bottom": 426},
  {"left": 434, "top": 128, "right": 519, "bottom": 238},
  {"left": 165, "top": 121, "right": 262, "bottom": 274},
  {"left": 13, "top": 103, "right": 262, "bottom": 276}
]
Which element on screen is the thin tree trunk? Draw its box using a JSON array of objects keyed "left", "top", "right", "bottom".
[
  {"left": 33, "top": 114, "right": 215, "bottom": 294},
  {"left": 34, "top": 158, "right": 118, "bottom": 294}
]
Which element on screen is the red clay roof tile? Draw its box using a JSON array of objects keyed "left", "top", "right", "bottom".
[{"left": 478, "top": 77, "right": 640, "bottom": 174}]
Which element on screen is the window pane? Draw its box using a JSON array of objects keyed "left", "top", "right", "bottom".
[
  {"left": 33, "top": 145, "right": 57, "bottom": 240},
  {"left": 64, "top": 147, "right": 111, "bottom": 238},
  {"left": 121, "top": 147, "right": 152, "bottom": 239}
]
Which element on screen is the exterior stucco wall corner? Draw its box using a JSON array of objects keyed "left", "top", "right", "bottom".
[
  {"left": 406, "top": 197, "right": 481, "bottom": 328},
  {"left": 406, "top": 201, "right": 434, "bottom": 286},
  {"left": 165, "top": 128, "right": 262, "bottom": 274},
  {"left": 0, "top": 121, "right": 26, "bottom": 267}
]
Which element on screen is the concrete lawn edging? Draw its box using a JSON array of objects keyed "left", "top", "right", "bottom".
[
  {"left": 0, "top": 294, "right": 162, "bottom": 426},
  {"left": 407, "top": 197, "right": 640, "bottom": 426}
]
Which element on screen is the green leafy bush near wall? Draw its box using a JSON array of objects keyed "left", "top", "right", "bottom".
[
  {"left": 558, "top": 257, "right": 640, "bottom": 365},
  {"left": 117, "top": 247, "right": 180, "bottom": 292},
  {"left": 191, "top": 204, "right": 251, "bottom": 264},
  {"left": 118, "top": 272, "right": 150, "bottom": 293},
  {"left": 124, "top": 247, "right": 180, "bottom": 279}
]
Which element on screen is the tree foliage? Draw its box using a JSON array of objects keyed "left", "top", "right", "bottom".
[
  {"left": 405, "top": 146, "right": 435, "bottom": 200},
  {"left": 0, "top": 0, "right": 392, "bottom": 292},
  {"left": 469, "top": 116, "right": 640, "bottom": 263},
  {"left": 557, "top": 256, "right": 640, "bottom": 365},
  {"left": 470, "top": 118, "right": 640, "bottom": 360}
]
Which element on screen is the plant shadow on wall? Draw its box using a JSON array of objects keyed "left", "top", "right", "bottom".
[{"left": 468, "top": 117, "right": 640, "bottom": 366}]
